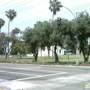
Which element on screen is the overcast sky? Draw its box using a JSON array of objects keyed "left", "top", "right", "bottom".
[{"left": 0, "top": 0, "right": 90, "bottom": 33}]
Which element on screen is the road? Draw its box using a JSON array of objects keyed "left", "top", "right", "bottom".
[{"left": 0, "top": 63, "right": 90, "bottom": 90}]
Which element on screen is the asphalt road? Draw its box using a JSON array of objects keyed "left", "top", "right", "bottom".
[{"left": 0, "top": 63, "right": 90, "bottom": 90}]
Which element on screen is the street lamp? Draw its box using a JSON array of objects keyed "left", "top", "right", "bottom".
[
  {"left": 60, "top": 5, "right": 79, "bottom": 65},
  {"left": 59, "top": 5, "right": 76, "bottom": 19}
]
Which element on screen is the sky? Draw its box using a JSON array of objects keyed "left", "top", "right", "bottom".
[{"left": 0, "top": 0, "right": 90, "bottom": 33}]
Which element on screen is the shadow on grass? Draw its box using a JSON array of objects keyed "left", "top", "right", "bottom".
[
  {"left": 45, "top": 61, "right": 70, "bottom": 65},
  {"left": 0, "top": 57, "right": 90, "bottom": 66},
  {"left": 16, "top": 57, "right": 34, "bottom": 59},
  {"left": 44, "top": 61, "right": 85, "bottom": 65}
]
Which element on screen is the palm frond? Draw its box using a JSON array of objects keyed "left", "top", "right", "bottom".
[
  {"left": 5, "top": 9, "right": 17, "bottom": 21},
  {"left": 49, "top": 0, "right": 62, "bottom": 16}
]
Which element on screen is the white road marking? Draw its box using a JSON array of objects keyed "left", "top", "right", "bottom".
[
  {"left": 0, "top": 66, "right": 60, "bottom": 73},
  {"left": 0, "top": 81, "right": 34, "bottom": 90},
  {"left": 12, "top": 73, "right": 90, "bottom": 89},
  {"left": 0, "top": 73, "right": 90, "bottom": 90},
  {"left": 0, "top": 70, "right": 35, "bottom": 76},
  {"left": 13, "top": 72, "right": 67, "bottom": 81},
  {"left": 47, "top": 73, "right": 90, "bottom": 82},
  {"left": 0, "top": 66, "right": 39, "bottom": 70},
  {"left": 86, "top": 83, "right": 90, "bottom": 88}
]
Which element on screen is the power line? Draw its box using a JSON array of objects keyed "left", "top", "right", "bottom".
[
  {"left": 13, "top": 1, "right": 90, "bottom": 23},
  {"left": 12, "top": 0, "right": 89, "bottom": 20},
  {"left": 0, "top": 1, "right": 48, "bottom": 18},
  {"left": 0, "top": 0, "right": 15, "bottom": 7},
  {"left": 0, "top": 0, "right": 45, "bottom": 12},
  {"left": 0, "top": 0, "right": 30, "bottom": 12},
  {"left": 0, "top": 0, "right": 89, "bottom": 16},
  {"left": 1, "top": 0, "right": 90, "bottom": 25},
  {"left": 17, "top": 1, "right": 47, "bottom": 13}
]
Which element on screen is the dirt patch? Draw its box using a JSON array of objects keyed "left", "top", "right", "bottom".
[{"left": 80, "top": 62, "right": 90, "bottom": 66}]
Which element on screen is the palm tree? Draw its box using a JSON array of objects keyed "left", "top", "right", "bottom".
[
  {"left": 12, "top": 28, "right": 20, "bottom": 34},
  {"left": 11, "top": 28, "right": 20, "bottom": 44},
  {"left": 5, "top": 9, "right": 17, "bottom": 37},
  {"left": 49, "top": 0, "right": 62, "bottom": 62},
  {"left": 0, "top": 18, "right": 5, "bottom": 33},
  {"left": 49, "top": 0, "right": 62, "bottom": 20},
  {"left": 5, "top": 9, "right": 17, "bottom": 58}
]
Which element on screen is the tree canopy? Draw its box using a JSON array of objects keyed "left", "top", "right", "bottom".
[{"left": 0, "top": 18, "right": 5, "bottom": 33}]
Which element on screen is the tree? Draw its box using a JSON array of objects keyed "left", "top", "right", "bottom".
[
  {"left": 12, "top": 28, "right": 20, "bottom": 35},
  {"left": 60, "top": 19, "right": 76, "bottom": 53},
  {"left": 39, "top": 21, "right": 52, "bottom": 57},
  {"left": 0, "top": 33, "right": 5, "bottom": 54},
  {"left": 23, "top": 27, "right": 39, "bottom": 61},
  {"left": 49, "top": 0, "right": 62, "bottom": 62},
  {"left": 0, "top": 33, "right": 7, "bottom": 55},
  {"left": 0, "top": 18, "right": 5, "bottom": 33},
  {"left": 11, "top": 28, "right": 20, "bottom": 45},
  {"left": 49, "top": 0, "right": 62, "bottom": 20},
  {"left": 11, "top": 42, "right": 27, "bottom": 58},
  {"left": 23, "top": 21, "right": 53, "bottom": 61},
  {"left": 5, "top": 9, "right": 17, "bottom": 57},
  {"left": 50, "top": 20, "right": 63, "bottom": 62},
  {"left": 73, "top": 11, "right": 90, "bottom": 62}
]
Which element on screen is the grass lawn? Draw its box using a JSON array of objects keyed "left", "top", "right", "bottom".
[{"left": 0, "top": 54, "right": 90, "bottom": 65}]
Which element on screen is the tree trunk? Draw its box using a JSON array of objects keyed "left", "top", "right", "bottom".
[
  {"left": 20, "top": 53, "right": 22, "bottom": 59},
  {"left": 0, "top": 48, "right": 4, "bottom": 54},
  {"left": 84, "top": 50, "right": 89, "bottom": 63},
  {"left": 68, "top": 52, "right": 69, "bottom": 64},
  {"left": 47, "top": 46, "right": 50, "bottom": 57},
  {"left": 84, "top": 57, "right": 88, "bottom": 63},
  {"left": 82, "top": 49, "right": 89, "bottom": 63},
  {"left": 54, "top": 45, "right": 59, "bottom": 62},
  {"left": 5, "top": 53, "right": 8, "bottom": 59},
  {"left": 34, "top": 50, "right": 38, "bottom": 62}
]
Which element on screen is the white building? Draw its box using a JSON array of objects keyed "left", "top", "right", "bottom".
[{"left": 38, "top": 46, "right": 66, "bottom": 57}]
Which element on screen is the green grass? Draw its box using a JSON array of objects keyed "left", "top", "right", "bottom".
[{"left": 0, "top": 54, "right": 90, "bottom": 65}]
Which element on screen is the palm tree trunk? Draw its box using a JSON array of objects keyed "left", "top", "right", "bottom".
[
  {"left": 52, "top": 13, "right": 54, "bottom": 21},
  {"left": 0, "top": 28, "right": 1, "bottom": 33},
  {"left": 6, "top": 19, "right": 10, "bottom": 59},
  {"left": 52, "top": 13, "right": 54, "bottom": 57}
]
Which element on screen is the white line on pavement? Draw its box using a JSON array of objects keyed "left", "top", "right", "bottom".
[
  {"left": 13, "top": 72, "right": 67, "bottom": 81},
  {"left": 0, "top": 66, "right": 63, "bottom": 73},
  {"left": 0, "top": 66, "right": 37, "bottom": 70},
  {"left": 0, "top": 70, "right": 35, "bottom": 76}
]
